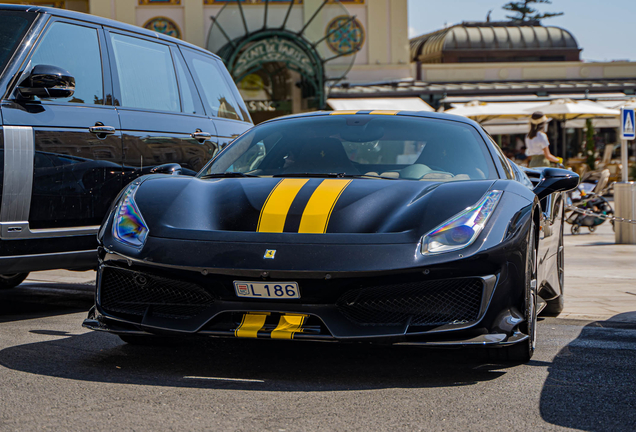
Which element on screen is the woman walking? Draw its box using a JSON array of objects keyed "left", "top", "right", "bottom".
[{"left": 525, "top": 111, "right": 562, "bottom": 167}]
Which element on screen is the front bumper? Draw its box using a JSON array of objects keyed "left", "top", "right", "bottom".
[{"left": 84, "top": 250, "right": 529, "bottom": 347}]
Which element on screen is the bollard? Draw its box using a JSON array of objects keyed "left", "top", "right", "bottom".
[{"left": 614, "top": 182, "right": 636, "bottom": 244}]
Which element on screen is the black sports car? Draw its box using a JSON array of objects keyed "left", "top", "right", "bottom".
[{"left": 84, "top": 110, "right": 578, "bottom": 362}]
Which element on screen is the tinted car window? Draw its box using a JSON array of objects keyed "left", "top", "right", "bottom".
[
  {"left": 110, "top": 33, "right": 179, "bottom": 112},
  {"left": 201, "top": 115, "right": 497, "bottom": 181},
  {"left": 30, "top": 22, "right": 103, "bottom": 104},
  {"left": 174, "top": 52, "right": 198, "bottom": 115},
  {"left": 511, "top": 161, "right": 534, "bottom": 189},
  {"left": 486, "top": 135, "right": 514, "bottom": 179},
  {"left": 0, "top": 11, "right": 35, "bottom": 74},
  {"left": 186, "top": 51, "right": 244, "bottom": 121}
]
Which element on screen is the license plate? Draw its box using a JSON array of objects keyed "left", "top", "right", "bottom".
[{"left": 234, "top": 281, "right": 300, "bottom": 299}]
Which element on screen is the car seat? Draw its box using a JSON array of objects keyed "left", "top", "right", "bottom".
[{"left": 289, "top": 137, "right": 358, "bottom": 174}]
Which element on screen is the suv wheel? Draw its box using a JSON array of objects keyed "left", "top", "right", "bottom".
[{"left": 0, "top": 273, "right": 29, "bottom": 289}]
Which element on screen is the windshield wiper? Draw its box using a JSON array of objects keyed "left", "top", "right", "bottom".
[
  {"left": 199, "top": 172, "right": 259, "bottom": 179},
  {"left": 342, "top": 174, "right": 398, "bottom": 180},
  {"left": 273, "top": 173, "right": 397, "bottom": 180}
]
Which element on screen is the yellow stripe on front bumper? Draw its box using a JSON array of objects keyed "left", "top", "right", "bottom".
[
  {"left": 271, "top": 314, "right": 308, "bottom": 339},
  {"left": 257, "top": 179, "right": 309, "bottom": 232},
  {"left": 235, "top": 313, "right": 269, "bottom": 338},
  {"left": 298, "top": 179, "right": 351, "bottom": 233}
]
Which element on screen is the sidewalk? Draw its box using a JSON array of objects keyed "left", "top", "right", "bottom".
[
  {"left": 26, "top": 269, "right": 96, "bottom": 285},
  {"left": 561, "top": 218, "right": 636, "bottom": 322}
]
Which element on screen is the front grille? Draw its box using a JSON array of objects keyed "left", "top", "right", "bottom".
[
  {"left": 99, "top": 267, "right": 214, "bottom": 320},
  {"left": 336, "top": 278, "right": 484, "bottom": 327}
]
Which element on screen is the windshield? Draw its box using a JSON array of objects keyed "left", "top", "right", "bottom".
[
  {"left": 0, "top": 11, "right": 36, "bottom": 75},
  {"left": 199, "top": 115, "right": 497, "bottom": 181}
]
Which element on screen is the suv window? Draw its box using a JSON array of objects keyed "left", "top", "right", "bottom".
[
  {"left": 185, "top": 51, "right": 245, "bottom": 121},
  {"left": 0, "top": 11, "right": 36, "bottom": 74},
  {"left": 173, "top": 52, "right": 199, "bottom": 115},
  {"left": 109, "top": 33, "right": 179, "bottom": 112},
  {"left": 30, "top": 21, "right": 103, "bottom": 104}
]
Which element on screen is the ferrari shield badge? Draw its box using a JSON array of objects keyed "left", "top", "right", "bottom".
[{"left": 264, "top": 249, "right": 276, "bottom": 259}]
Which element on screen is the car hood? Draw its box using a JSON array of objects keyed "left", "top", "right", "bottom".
[{"left": 133, "top": 176, "right": 495, "bottom": 242}]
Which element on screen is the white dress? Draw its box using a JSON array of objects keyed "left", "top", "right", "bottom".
[{"left": 525, "top": 132, "right": 550, "bottom": 156}]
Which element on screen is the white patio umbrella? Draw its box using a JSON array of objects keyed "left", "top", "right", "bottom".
[
  {"left": 609, "top": 98, "right": 636, "bottom": 109},
  {"left": 444, "top": 100, "right": 542, "bottom": 123},
  {"left": 526, "top": 99, "right": 620, "bottom": 159}
]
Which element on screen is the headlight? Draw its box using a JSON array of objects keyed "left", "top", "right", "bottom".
[
  {"left": 421, "top": 190, "right": 503, "bottom": 255},
  {"left": 112, "top": 182, "right": 149, "bottom": 249}
]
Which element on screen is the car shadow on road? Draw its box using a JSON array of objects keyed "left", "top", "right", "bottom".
[
  {"left": 540, "top": 315, "right": 636, "bottom": 431},
  {"left": 0, "top": 282, "right": 94, "bottom": 323},
  {"left": 573, "top": 242, "right": 624, "bottom": 247},
  {"left": 0, "top": 329, "right": 524, "bottom": 392}
]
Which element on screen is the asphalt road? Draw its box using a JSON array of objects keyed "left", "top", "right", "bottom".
[{"left": 1, "top": 280, "right": 636, "bottom": 431}]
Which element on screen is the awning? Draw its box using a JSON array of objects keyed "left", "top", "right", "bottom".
[
  {"left": 445, "top": 101, "right": 545, "bottom": 122},
  {"left": 566, "top": 118, "right": 620, "bottom": 128},
  {"left": 326, "top": 97, "right": 434, "bottom": 112},
  {"left": 481, "top": 121, "right": 529, "bottom": 135},
  {"left": 481, "top": 117, "right": 621, "bottom": 135}
]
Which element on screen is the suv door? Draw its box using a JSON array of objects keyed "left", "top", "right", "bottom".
[
  {"left": 0, "top": 18, "right": 122, "bottom": 239},
  {"left": 105, "top": 29, "right": 217, "bottom": 178},
  {"left": 181, "top": 47, "right": 252, "bottom": 149}
]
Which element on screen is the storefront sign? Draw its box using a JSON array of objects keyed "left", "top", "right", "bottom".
[
  {"left": 233, "top": 37, "right": 315, "bottom": 78},
  {"left": 245, "top": 100, "right": 292, "bottom": 112},
  {"left": 247, "top": 101, "right": 276, "bottom": 112}
]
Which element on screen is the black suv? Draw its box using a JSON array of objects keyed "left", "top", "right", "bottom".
[{"left": 0, "top": 5, "right": 252, "bottom": 288}]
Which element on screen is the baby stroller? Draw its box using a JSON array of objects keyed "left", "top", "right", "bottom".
[{"left": 566, "top": 169, "right": 614, "bottom": 234}]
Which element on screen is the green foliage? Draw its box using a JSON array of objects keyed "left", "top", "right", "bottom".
[
  {"left": 502, "top": 0, "right": 564, "bottom": 22},
  {"left": 585, "top": 119, "right": 595, "bottom": 171}
]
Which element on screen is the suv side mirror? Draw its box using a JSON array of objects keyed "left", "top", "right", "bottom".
[
  {"left": 17, "top": 65, "right": 75, "bottom": 99},
  {"left": 150, "top": 163, "right": 182, "bottom": 175},
  {"left": 533, "top": 168, "right": 579, "bottom": 200}
]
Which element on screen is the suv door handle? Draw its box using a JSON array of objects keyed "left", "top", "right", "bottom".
[
  {"left": 191, "top": 130, "right": 212, "bottom": 141},
  {"left": 89, "top": 125, "right": 116, "bottom": 135}
]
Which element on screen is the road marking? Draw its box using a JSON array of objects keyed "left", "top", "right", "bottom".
[{"left": 183, "top": 376, "right": 265, "bottom": 383}]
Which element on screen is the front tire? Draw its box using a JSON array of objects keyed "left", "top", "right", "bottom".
[
  {"left": 0, "top": 273, "right": 29, "bottom": 289},
  {"left": 487, "top": 222, "right": 537, "bottom": 363}
]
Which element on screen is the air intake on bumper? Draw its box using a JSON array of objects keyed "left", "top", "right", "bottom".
[
  {"left": 99, "top": 267, "right": 215, "bottom": 320},
  {"left": 336, "top": 278, "right": 484, "bottom": 327}
]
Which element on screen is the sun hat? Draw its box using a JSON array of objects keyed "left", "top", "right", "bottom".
[{"left": 529, "top": 111, "right": 549, "bottom": 125}]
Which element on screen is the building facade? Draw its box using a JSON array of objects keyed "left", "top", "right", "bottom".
[{"left": 10, "top": 0, "right": 410, "bottom": 122}]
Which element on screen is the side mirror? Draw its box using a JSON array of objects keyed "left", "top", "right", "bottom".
[
  {"left": 17, "top": 65, "right": 75, "bottom": 99},
  {"left": 533, "top": 168, "right": 579, "bottom": 200},
  {"left": 150, "top": 163, "right": 182, "bottom": 175}
]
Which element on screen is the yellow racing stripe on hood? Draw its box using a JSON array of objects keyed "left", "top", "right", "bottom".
[
  {"left": 368, "top": 110, "right": 399, "bottom": 115},
  {"left": 329, "top": 110, "right": 358, "bottom": 115},
  {"left": 298, "top": 179, "right": 351, "bottom": 234},
  {"left": 258, "top": 179, "right": 309, "bottom": 232}
]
